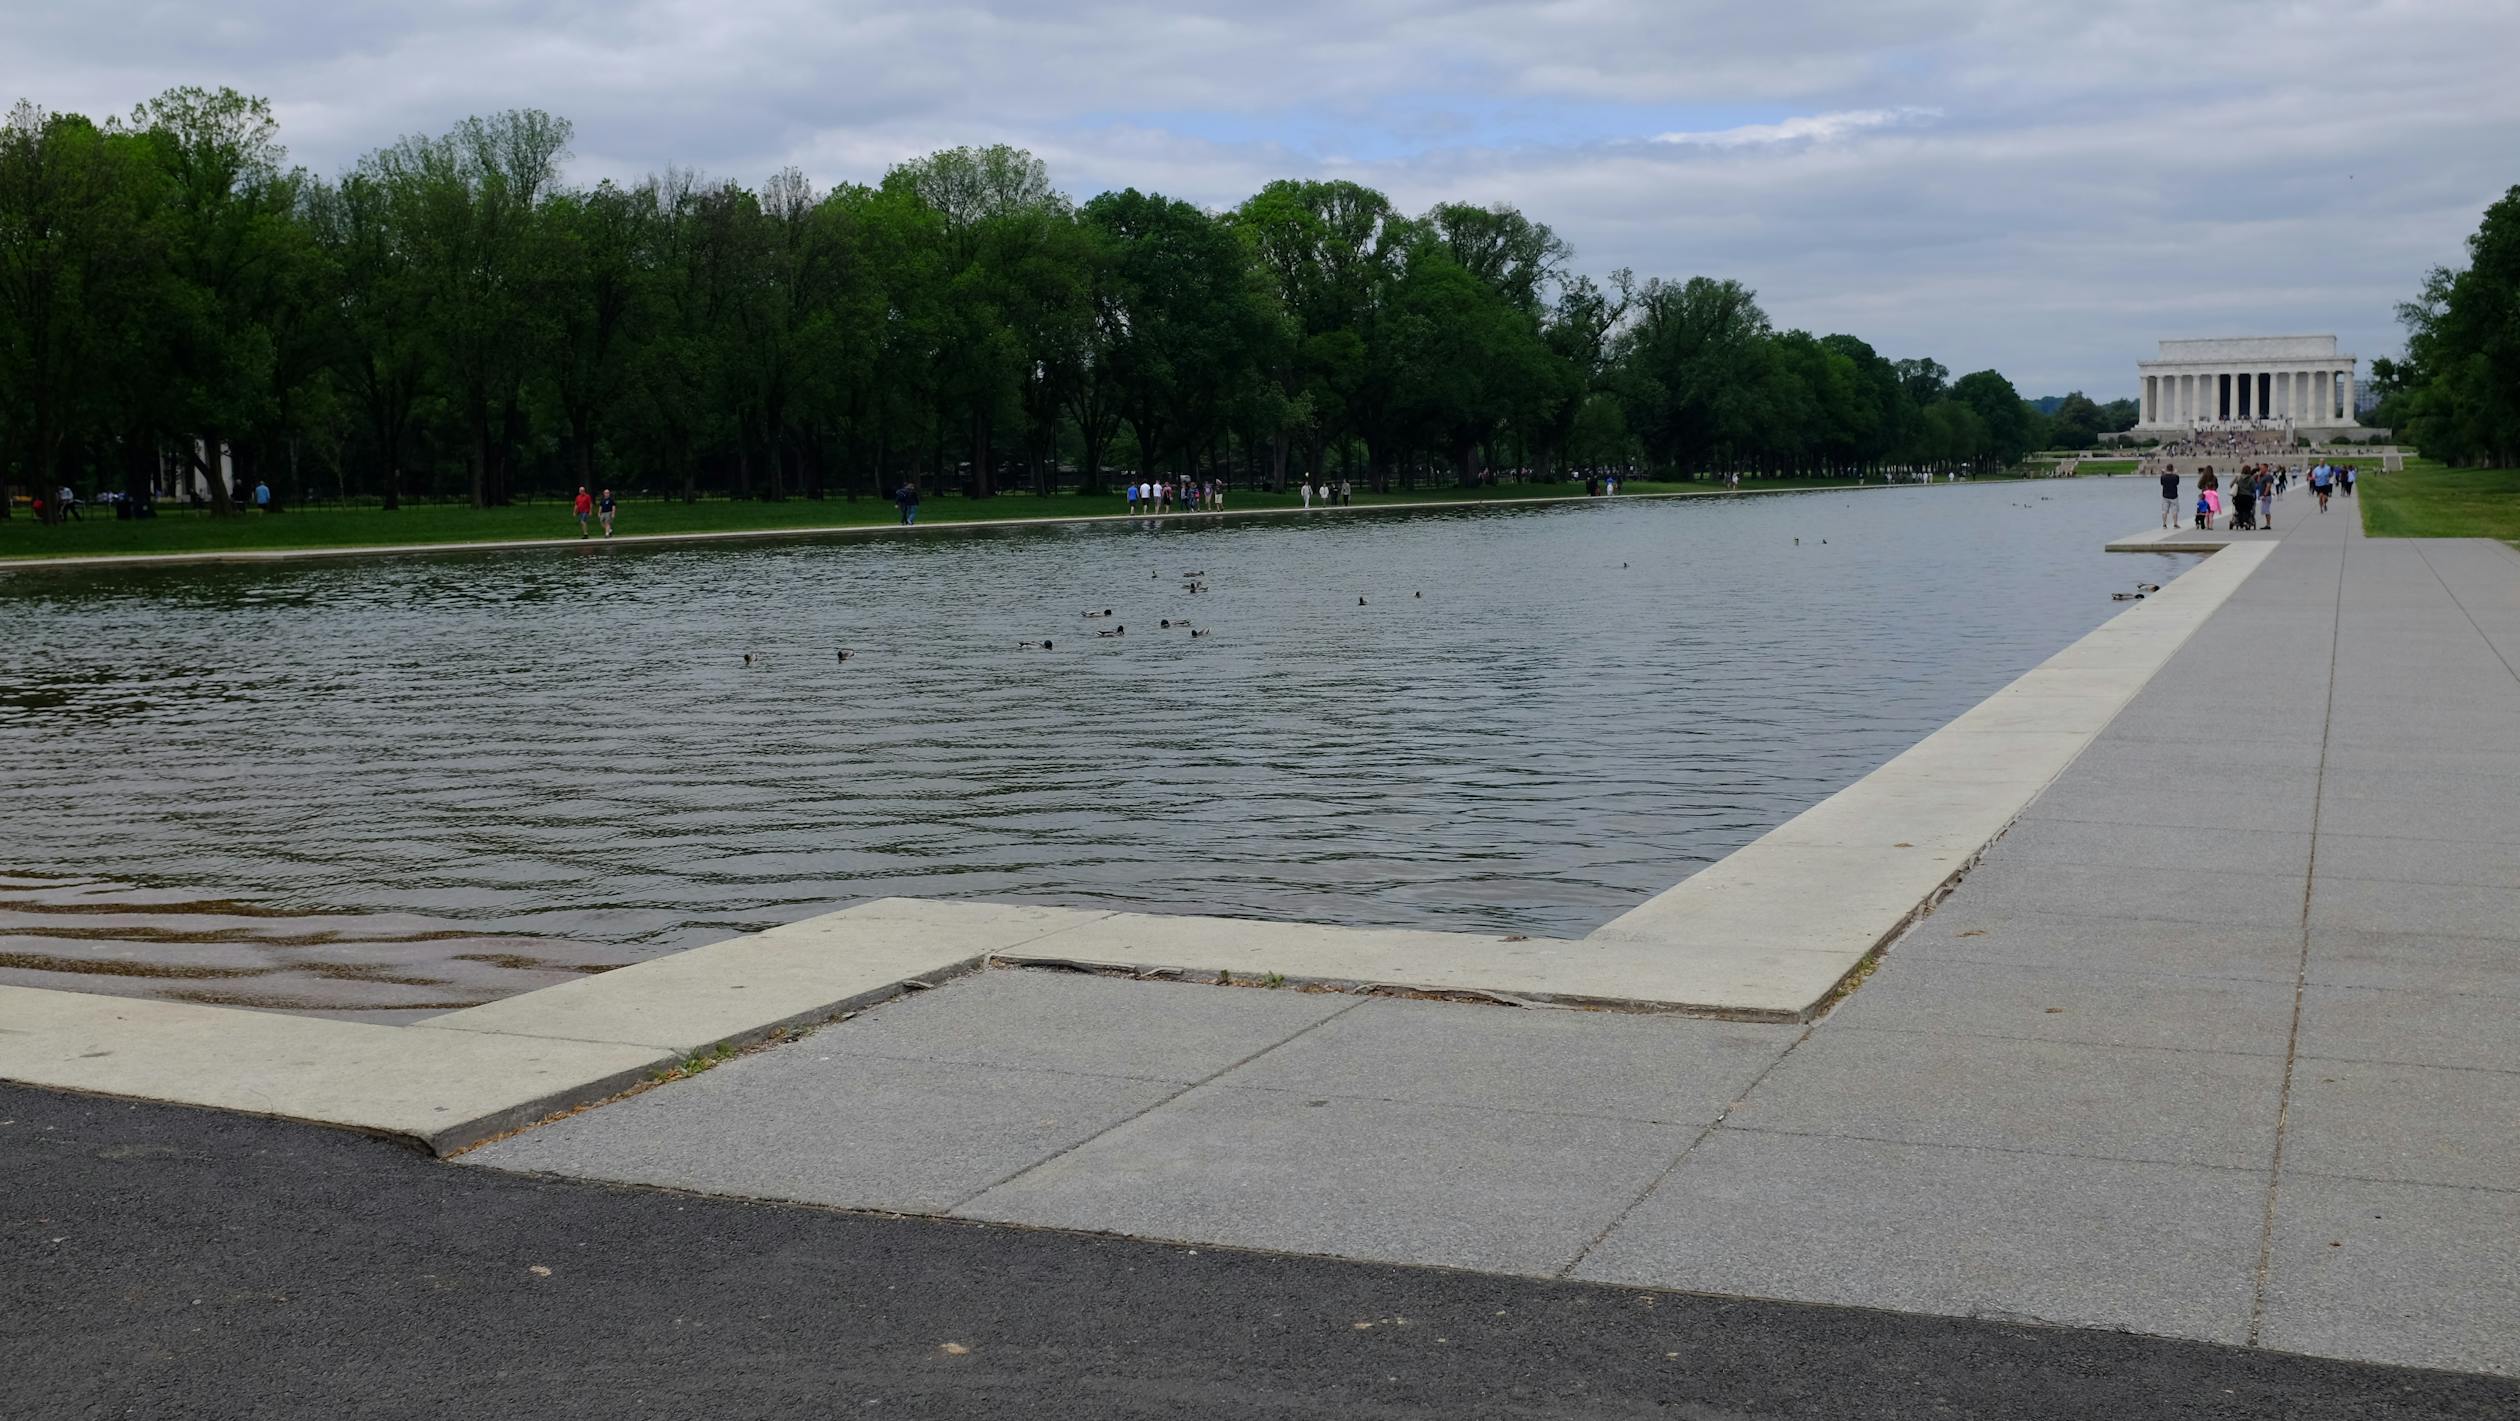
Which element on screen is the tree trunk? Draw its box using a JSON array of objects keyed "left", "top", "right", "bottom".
[
  {"left": 197, "top": 434, "right": 235, "bottom": 516},
  {"left": 969, "top": 410, "right": 994, "bottom": 498}
]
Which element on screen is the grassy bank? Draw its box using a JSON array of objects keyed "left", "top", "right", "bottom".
[
  {"left": 2361, "top": 461, "right": 2520, "bottom": 543},
  {"left": 0, "top": 476, "right": 1892, "bottom": 564}
]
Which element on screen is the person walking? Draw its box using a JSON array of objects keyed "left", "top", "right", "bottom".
[
  {"left": 1302, "top": 480, "right": 1313, "bottom": 509},
  {"left": 2310, "top": 463, "right": 2332, "bottom": 513},
  {"left": 2159, "top": 465, "right": 2181, "bottom": 529},
  {"left": 573, "top": 486, "right": 594, "bottom": 537},
  {"left": 252, "top": 480, "right": 271, "bottom": 513},
  {"left": 1339, "top": 478, "right": 1352, "bottom": 507},
  {"left": 1125, "top": 482, "right": 1138, "bottom": 514},
  {"left": 598, "top": 488, "right": 616, "bottom": 537},
  {"left": 894, "top": 479, "right": 920, "bottom": 525}
]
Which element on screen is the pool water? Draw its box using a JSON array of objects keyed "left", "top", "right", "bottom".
[{"left": 0, "top": 479, "right": 2192, "bottom": 1016}]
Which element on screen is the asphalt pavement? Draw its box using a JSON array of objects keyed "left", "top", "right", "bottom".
[{"left": 5, "top": 1084, "right": 2513, "bottom": 1421}]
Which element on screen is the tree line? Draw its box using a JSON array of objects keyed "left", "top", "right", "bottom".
[
  {"left": 1, "top": 87, "right": 2062, "bottom": 518},
  {"left": 2373, "top": 185, "right": 2520, "bottom": 468}
]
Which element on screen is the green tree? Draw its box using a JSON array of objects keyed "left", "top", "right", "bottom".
[{"left": 2396, "top": 185, "right": 2520, "bottom": 467}]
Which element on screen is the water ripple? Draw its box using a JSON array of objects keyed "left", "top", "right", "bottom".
[{"left": 0, "top": 482, "right": 2194, "bottom": 1013}]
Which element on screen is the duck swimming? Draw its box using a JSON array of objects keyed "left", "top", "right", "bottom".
[
  {"left": 1098, "top": 625, "right": 1125, "bottom": 637},
  {"left": 836, "top": 649, "right": 854, "bottom": 662},
  {"left": 1083, "top": 609, "right": 1113, "bottom": 619}
]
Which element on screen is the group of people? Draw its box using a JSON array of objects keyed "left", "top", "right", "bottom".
[
  {"left": 2151, "top": 425, "right": 2297, "bottom": 462},
  {"left": 571, "top": 486, "right": 618, "bottom": 537},
  {"left": 2159, "top": 460, "right": 2359, "bottom": 530},
  {"left": 1298, "top": 479, "right": 1353, "bottom": 509},
  {"left": 1126, "top": 479, "right": 1229, "bottom": 513}
]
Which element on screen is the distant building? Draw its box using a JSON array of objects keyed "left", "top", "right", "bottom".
[{"left": 2131, "top": 336, "right": 2359, "bottom": 434}]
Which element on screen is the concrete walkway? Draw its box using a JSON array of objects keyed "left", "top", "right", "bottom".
[{"left": 468, "top": 498, "right": 2520, "bottom": 1378}]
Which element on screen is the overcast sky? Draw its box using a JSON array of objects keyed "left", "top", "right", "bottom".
[{"left": 8, "top": 1, "right": 2514, "bottom": 396}]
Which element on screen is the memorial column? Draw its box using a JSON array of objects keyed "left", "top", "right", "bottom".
[{"left": 2343, "top": 369, "right": 2356, "bottom": 424}]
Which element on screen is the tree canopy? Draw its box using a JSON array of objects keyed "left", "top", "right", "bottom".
[
  {"left": 2382, "top": 185, "right": 2520, "bottom": 467},
  {"left": 0, "top": 88, "right": 2058, "bottom": 518}
]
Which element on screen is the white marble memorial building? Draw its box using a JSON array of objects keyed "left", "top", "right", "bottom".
[{"left": 2133, "top": 335, "right": 2360, "bottom": 434}]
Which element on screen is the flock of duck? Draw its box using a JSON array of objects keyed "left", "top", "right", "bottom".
[{"left": 743, "top": 562, "right": 1458, "bottom": 666}]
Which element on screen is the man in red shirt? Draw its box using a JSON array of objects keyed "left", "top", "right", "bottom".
[{"left": 572, "top": 486, "right": 594, "bottom": 538}]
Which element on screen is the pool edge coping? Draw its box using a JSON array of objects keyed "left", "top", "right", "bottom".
[
  {"left": 0, "top": 526, "right": 2269, "bottom": 1155},
  {"left": 0, "top": 476, "right": 2010, "bottom": 574}
]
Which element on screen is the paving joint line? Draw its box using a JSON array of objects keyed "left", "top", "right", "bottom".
[
  {"left": 2244, "top": 533, "right": 2347, "bottom": 1349},
  {"left": 1827, "top": 1021, "right": 2294, "bottom": 1061},
  {"left": 2413, "top": 540, "right": 2520, "bottom": 689},
  {"left": 1207, "top": 1076, "right": 1767, "bottom": 1132},
  {"left": 1553, "top": 1022, "right": 1817, "bottom": 1280},
  {"left": 1716, "top": 1121, "right": 2273, "bottom": 1178},
  {"left": 2291, "top": 1051, "right": 2520, "bottom": 1077},
  {"left": 938, "top": 994, "right": 1374, "bottom": 1215}
]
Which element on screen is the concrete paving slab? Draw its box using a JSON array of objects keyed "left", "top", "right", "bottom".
[
  {"left": 1822, "top": 957, "right": 2300, "bottom": 1056},
  {"left": 2296, "top": 983, "right": 2520, "bottom": 1073},
  {"left": 0, "top": 984, "right": 671, "bottom": 1155},
  {"left": 2306, "top": 927, "right": 2520, "bottom": 999},
  {"left": 2259, "top": 1172, "right": 2520, "bottom": 1377},
  {"left": 2313, "top": 833, "right": 2520, "bottom": 891},
  {"left": 1722, "top": 1029, "right": 2285, "bottom": 1168},
  {"left": 1899, "top": 906, "right": 2309, "bottom": 982},
  {"left": 2065, "top": 734, "right": 2327, "bottom": 775},
  {"left": 2101, "top": 698, "right": 2331, "bottom": 747},
  {"left": 2307, "top": 875, "right": 2520, "bottom": 943},
  {"left": 1573, "top": 1128, "right": 2265, "bottom": 1345},
  {"left": 1976, "top": 816, "right": 2313, "bottom": 875},
  {"left": 464, "top": 1046, "right": 1181, "bottom": 1213},
  {"left": 802, "top": 968, "right": 1355, "bottom": 1082},
  {"left": 2023, "top": 771, "right": 2321, "bottom": 835},
  {"left": 2283, "top": 1056, "right": 2520, "bottom": 1191},
  {"left": 1213, "top": 996, "right": 1797, "bottom": 1122},
  {"left": 958, "top": 1085, "right": 1695, "bottom": 1277},
  {"left": 423, "top": 898, "right": 1113, "bottom": 1054},
  {"left": 1928, "top": 859, "right": 2309, "bottom": 931}
]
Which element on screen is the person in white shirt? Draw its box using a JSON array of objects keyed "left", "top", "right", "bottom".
[{"left": 1302, "top": 481, "right": 1313, "bottom": 509}]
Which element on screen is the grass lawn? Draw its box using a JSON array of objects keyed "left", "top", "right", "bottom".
[
  {"left": 2360, "top": 460, "right": 2520, "bottom": 544},
  {"left": 0, "top": 475, "right": 1891, "bottom": 563}
]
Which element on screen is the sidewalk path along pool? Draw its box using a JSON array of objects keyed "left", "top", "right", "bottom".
[
  {"left": 15, "top": 1082, "right": 2514, "bottom": 1421},
  {"left": 465, "top": 502, "right": 2520, "bottom": 1379}
]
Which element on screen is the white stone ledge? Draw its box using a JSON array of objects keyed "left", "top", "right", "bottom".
[
  {"left": 0, "top": 537, "right": 2280, "bottom": 1147},
  {"left": 0, "top": 985, "right": 673, "bottom": 1155}
]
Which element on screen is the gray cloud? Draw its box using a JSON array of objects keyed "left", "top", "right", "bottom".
[{"left": 6, "top": 0, "right": 2512, "bottom": 394}]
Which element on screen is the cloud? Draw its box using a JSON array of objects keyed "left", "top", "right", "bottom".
[
  {"left": 1651, "top": 107, "right": 1936, "bottom": 148},
  {"left": 4, "top": 0, "right": 2516, "bottom": 395}
]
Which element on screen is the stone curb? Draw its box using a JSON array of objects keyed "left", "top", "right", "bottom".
[
  {"left": 0, "top": 478, "right": 1986, "bottom": 575},
  {"left": 0, "top": 524, "right": 2271, "bottom": 1151}
]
